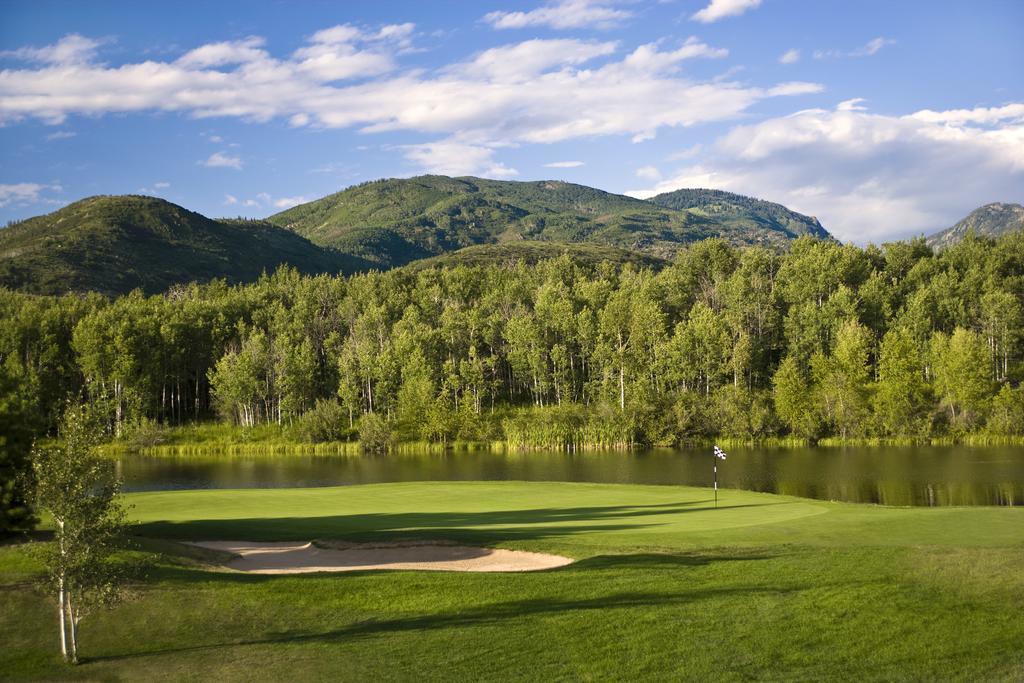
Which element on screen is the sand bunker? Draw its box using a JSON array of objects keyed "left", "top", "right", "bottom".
[{"left": 188, "top": 540, "right": 573, "bottom": 574}]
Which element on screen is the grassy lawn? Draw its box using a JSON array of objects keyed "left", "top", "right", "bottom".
[{"left": 2, "top": 481, "right": 1023, "bottom": 681}]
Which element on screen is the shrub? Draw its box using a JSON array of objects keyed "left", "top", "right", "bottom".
[
  {"left": 987, "top": 384, "right": 1024, "bottom": 436},
  {"left": 291, "top": 400, "right": 352, "bottom": 443},
  {"left": 358, "top": 412, "right": 393, "bottom": 453},
  {"left": 120, "top": 417, "right": 168, "bottom": 449}
]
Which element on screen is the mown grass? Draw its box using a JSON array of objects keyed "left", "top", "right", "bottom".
[{"left": 3, "top": 482, "right": 1022, "bottom": 681}]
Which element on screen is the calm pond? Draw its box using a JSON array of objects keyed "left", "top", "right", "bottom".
[{"left": 118, "top": 444, "right": 1024, "bottom": 506}]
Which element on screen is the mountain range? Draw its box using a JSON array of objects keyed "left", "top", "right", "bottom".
[
  {"left": 268, "top": 176, "right": 830, "bottom": 268},
  {"left": 0, "top": 176, "right": 1018, "bottom": 296},
  {"left": 925, "top": 202, "right": 1024, "bottom": 250}
]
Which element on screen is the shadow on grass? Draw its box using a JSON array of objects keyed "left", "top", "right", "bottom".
[
  {"left": 90, "top": 551, "right": 783, "bottom": 664},
  {"left": 569, "top": 551, "right": 772, "bottom": 571},
  {"left": 132, "top": 499, "right": 783, "bottom": 547}
]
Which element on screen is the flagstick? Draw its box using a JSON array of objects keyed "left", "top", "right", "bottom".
[
  {"left": 712, "top": 445, "right": 725, "bottom": 509},
  {"left": 714, "top": 460, "right": 718, "bottom": 508}
]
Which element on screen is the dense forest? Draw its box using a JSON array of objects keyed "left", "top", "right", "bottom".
[{"left": 2, "top": 234, "right": 1023, "bottom": 460}]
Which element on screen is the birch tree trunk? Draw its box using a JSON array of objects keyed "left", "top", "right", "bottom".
[
  {"left": 66, "top": 593, "right": 79, "bottom": 664},
  {"left": 619, "top": 364, "right": 625, "bottom": 411},
  {"left": 57, "top": 518, "right": 68, "bottom": 661},
  {"left": 58, "top": 578, "right": 68, "bottom": 661}
]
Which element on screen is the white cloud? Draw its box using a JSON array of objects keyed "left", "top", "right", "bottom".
[
  {"left": 691, "top": 0, "right": 762, "bottom": 23},
  {"left": 402, "top": 140, "right": 518, "bottom": 178},
  {"left": 668, "top": 143, "right": 703, "bottom": 160},
  {"left": 2, "top": 34, "right": 105, "bottom": 65},
  {"left": 852, "top": 37, "right": 895, "bottom": 56},
  {"left": 814, "top": 37, "right": 895, "bottom": 60},
  {"left": 223, "top": 192, "right": 307, "bottom": 210},
  {"left": 202, "top": 152, "right": 243, "bottom": 169},
  {"left": 0, "top": 30, "right": 819, "bottom": 176},
  {"left": 627, "top": 101, "right": 1024, "bottom": 242},
  {"left": 454, "top": 39, "right": 617, "bottom": 81},
  {"left": 309, "top": 25, "right": 363, "bottom": 45},
  {"left": 765, "top": 82, "right": 821, "bottom": 97},
  {"left": 154, "top": 181, "right": 170, "bottom": 188},
  {"left": 484, "top": 0, "right": 631, "bottom": 30},
  {"left": 544, "top": 160, "right": 584, "bottom": 168},
  {"left": 779, "top": 49, "right": 800, "bottom": 65},
  {"left": 372, "top": 23, "right": 417, "bottom": 52},
  {"left": 620, "top": 37, "right": 729, "bottom": 70},
  {"left": 176, "top": 36, "right": 267, "bottom": 68},
  {"left": 635, "top": 165, "right": 661, "bottom": 180},
  {"left": 45, "top": 130, "right": 76, "bottom": 141},
  {"left": 0, "top": 182, "right": 60, "bottom": 207},
  {"left": 273, "top": 196, "right": 308, "bottom": 209},
  {"left": 292, "top": 27, "right": 395, "bottom": 82},
  {"left": 836, "top": 98, "right": 867, "bottom": 111},
  {"left": 910, "top": 103, "right": 1024, "bottom": 126}
]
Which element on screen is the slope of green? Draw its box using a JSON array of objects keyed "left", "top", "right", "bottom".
[
  {"left": 1, "top": 482, "right": 1022, "bottom": 680},
  {"left": 0, "top": 196, "right": 370, "bottom": 296},
  {"left": 927, "top": 202, "right": 1024, "bottom": 249},
  {"left": 646, "top": 187, "right": 831, "bottom": 240},
  {"left": 402, "top": 241, "right": 669, "bottom": 271},
  {"left": 269, "top": 176, "right": 834, "bottom": 268}
]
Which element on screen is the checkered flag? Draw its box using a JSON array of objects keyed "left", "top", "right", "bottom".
[{"left": 713, "top": 445, "right": 727, "bottom": 460}]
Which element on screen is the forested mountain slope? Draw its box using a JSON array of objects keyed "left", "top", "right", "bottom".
[
  {"left": 646, "top": 188, "right": 830, "bottom": 241},
  {"left": 0, "top": 179, "right": 838, "bottom": 294},
  {"left": 269, "top": 175, "right": 835, "bottom": 268},
  {"left": 0, "top": 196, "right": 369, "bottom": 296},
  {"left": 927, "top": 203, "right": 1024, "bottom": 250},
  {"left": 402, "top": 242, "right": 668, "bottom": 271}
]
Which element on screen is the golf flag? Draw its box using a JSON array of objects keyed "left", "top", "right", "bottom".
[{"left": 712, "top": 445, "right": 726, "bottom": 508}]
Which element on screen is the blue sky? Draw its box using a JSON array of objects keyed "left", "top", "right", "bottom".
[{"left": 1, "top": 0, "right": 1021, "bottom": 242}]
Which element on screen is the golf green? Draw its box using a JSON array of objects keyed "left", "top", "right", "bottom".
[{"left": 2, "top": 482, "right": 1022, "bottom": 681}]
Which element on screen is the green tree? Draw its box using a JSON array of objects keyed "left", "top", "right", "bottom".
[
  {"left": 29, "top": 403, "right": 127, "bottom": 664},
  {"left": 772, "top": 356, "right": 821, "bottom": 440},
  {"left": 931, "top": 328, "right": 992, "bottom": 428},
  {"left": 980, "top": 287, "right": 1019, "bottom": 382},
  {"left": 813, "top": 320, "right": 872, "bottom": 439},
  {"left": 987, "top": 384, "right": 1024, "bottom": 435},
  {"left": 874, "top": 327, "right": 930, "bottom": 436},
  {"left": 0, "top": 363, "right": 37, "bottom": 534}
]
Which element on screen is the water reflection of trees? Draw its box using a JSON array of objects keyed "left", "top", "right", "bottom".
[{"left": 119, "top": 445, "right": 1023, "bottom": 507}]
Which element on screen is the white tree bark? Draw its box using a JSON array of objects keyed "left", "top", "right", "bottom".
[
  {"left": 57, "top": 518, "right": 68, "bottom": 661},
  {"left": 66, "top": 593, "right": 79, "bottom": 663},
  {"left": 58, "top": 579, "right": 67, "bottom": 661}
]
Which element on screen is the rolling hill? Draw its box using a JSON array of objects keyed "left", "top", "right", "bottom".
[
  {"left": 926, "top": 202, "right": 1024, "bottom": 249},
  {"left": 0, "top": 196, "right": 368, "bottom": 296},
  {"left": 646, "top": 187, "right": 830, "bottom": 241},
  {"left": 0, "top": 178, "right": 838, "bottom": 295},
  {"left": 269, "top": 176, "right": 835, "bottom": 268}
]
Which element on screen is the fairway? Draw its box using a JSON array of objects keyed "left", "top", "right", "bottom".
[{"left": 3, "top": 481, "right": 1023, "bottom": 681}]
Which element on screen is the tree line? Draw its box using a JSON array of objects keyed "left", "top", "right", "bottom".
[{"left": 2, "top": 233, "right": 1023, "bottom": 465}]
